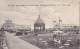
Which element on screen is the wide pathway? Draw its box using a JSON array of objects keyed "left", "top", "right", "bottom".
[{"left": 5, "top": 32, "right": 40, "bottom": 49}]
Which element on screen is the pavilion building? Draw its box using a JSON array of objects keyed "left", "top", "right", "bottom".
[{"left": 34, "top": 15, "right": 45, "bottom": 33}]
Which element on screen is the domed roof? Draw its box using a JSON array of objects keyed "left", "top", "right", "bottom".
[
  {"left": 5, "top": 19, "right": 12, "bottom": 23},
  {"left": 35, "top": 15, "right": 44, "bottom": 24}
]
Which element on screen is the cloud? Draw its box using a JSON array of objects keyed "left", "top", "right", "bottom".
[
  {"left": 14, "top": 6, "right": 39, "bottom": 16},
  {"left": 0, "top": 10, "right": 36, "bottom": 25},
  {"left": 40, "top": 7, "right": 54, "bottom": 16},
  {"left": 0, "top": 6, "right": 40, "bottom": 28}
]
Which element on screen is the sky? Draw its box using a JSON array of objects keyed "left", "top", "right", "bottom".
[{"left": 0, "top": 0, "right": 79, "bottom": 29}]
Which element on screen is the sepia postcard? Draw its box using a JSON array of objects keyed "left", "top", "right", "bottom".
[{"left": 0, "top": 0, "right": 80, "bottom": 49}]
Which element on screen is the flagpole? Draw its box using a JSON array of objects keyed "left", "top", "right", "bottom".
[
  {"left": 79, "top": 1, "right": 80, "bottom": 28},
  {"left": 79, "top": 0, "right": 80, "bottom": 32}
]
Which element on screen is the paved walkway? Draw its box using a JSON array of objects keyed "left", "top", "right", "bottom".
[
  {"left": 5, "top": 32, "right": 40, "bottom": 49},
  {"left": 3, "top": 37, "right": 8, "bottom": 49},
  {"left": 0, "top": 31, "right": 8, "bottom": 49}
]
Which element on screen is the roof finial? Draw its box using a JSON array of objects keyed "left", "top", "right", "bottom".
[
  {"left": 38, "top": 15, "right": 40, "bottom": 19},
  {"left": 38, "top": 11, "right": 40, "bottom": 19}
]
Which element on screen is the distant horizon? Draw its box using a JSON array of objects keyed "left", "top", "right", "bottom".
[{"left": 1, "top": 18, "right": 79, "bottom": 29}]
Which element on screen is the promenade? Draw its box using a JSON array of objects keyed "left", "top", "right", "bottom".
[{"left": 5, "top": 32, "right": 40, "bottom": 49}]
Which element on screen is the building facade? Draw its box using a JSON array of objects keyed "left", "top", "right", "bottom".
[
  {"left": 60, "top": 24, "right": 79, "bottom": 33},
  {"left": 2, "top": 19, "right": 15, "bottom": 31},
  {"left": 2, "top": 19, "right": 31, "bottom": 32}
]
